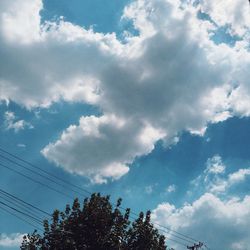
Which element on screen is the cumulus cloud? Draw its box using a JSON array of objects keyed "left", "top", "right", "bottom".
[
  {"left": 0, "top": 0, "right": 117, "bottom": 108},
  {"left": 39, "top": 0, "right": 230, "bottom": 182},
  {"left": 3, "top": 111, "right": 33, "bottom": 133},
  {"left": 0, "top": 233, "right": 24, "bottom": 248},
  {"left": 197, "top": 0, "right": 250, "bottom": 37},
  {"left": 42, "top": 115, "right": 163, "bottom": 183},
  {"left": 1, "top": 0, "right": 250, "bottom": 182},
  {"left": 152, "top": 193, "right": 250, "bottom": 250}
]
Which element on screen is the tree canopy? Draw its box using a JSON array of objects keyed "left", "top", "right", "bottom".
[{"left": 21, "top": 193, "right": 168, "bottom": 250}]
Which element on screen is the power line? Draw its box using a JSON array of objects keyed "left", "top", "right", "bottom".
[
  {"left": 0, "top": 200, "right": 44, "bottom": 226},
  {"left": 0, "top": 188, "right": 188, "bottom": 248},
  {"left": 0, "top": 188, "right": 51, "bottom": 217},
  {"left": 0, "top": 189, "right": 74, "bottom": 236},
  {"left": 0, "top": 194, "right": 44, "bottom": 221},
  {"left": 164, "top": 235, "right": 188, "bottom": 248},
  {"left": 152, "top": 225, "right": 194, "bottom": 245},
  {"left": 0, "top": 150, "right": 198, "bottom": 246},
  {"left": 0, "top": 153, "right": 88, "bottom": 198},
  {"left": 0, "top": 147, "right": 207, "bottom": 247},
  {"left": 0, "top": 161, "right": 73, "bottom": 200},
  {"left": 153, "top": 222, "right": 198, "bottom": 243},
  {"left": 0, "top": 204, "right": 43, "bottom": 232},
  {"left": 0, "top": 147, "right": 201, "bottom": 245},
  {"left": 0, "top": 147, "right": 92, "bottom": 196}
]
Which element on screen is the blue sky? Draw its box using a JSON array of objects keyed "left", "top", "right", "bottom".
[{"left": 0, "top": 0, "right": 250, "bottom": 249}]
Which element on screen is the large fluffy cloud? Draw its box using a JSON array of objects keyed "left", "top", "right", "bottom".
[
  {"left": 0, "top": 0, "right": 119, "bottom": 108},
  {"left": 1, "top": 0, "right": 250, "bottom": 182},
  {"left": 42, "top": 115, "right": 164, "bottom": 183},
  {"left": 152, "top": 193, "right": 250, "bottom": 250}
]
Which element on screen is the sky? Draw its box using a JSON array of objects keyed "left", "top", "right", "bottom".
[{"left": 0, "top": 0, "right": 250, "bottom": 249}]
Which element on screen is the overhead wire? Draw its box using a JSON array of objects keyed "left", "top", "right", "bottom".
[
  {"left": 0, "top": 150, "right": 196, "bottom": 247},
  {"left": 0, "top": 188, "right": 51, "bottom": 217},
  {"left": 0, "top": 152, "right": 87, "bottom": 198},
  {"left": 0, "top": 188, "right": 189, "bottom": 248},
  {"left": 0, "top": 161, "right": 73, "bottom": 200},
  {"left": 0, "top": 204, "right": 44, "bottom": 232},
  {"left": 0, "top": 147, "right": 207, "bottom": 248},
  {"left": 0, "top": 193, "right": 44, "bottom": 221},
  {"left": 0, "top": 147, "right": 201, "bottom": 246},
  {"left": 0, "top": 147, "right": 92, "bottom": 196},
  {"left": 0, "top": 189, "right": 75, "bottom": 236},
  {"left": 122, "top": 204, "right": 196, "bottom": 244},
  {"left": 0, "top": 200, "right": 44, "bottom": 226}
]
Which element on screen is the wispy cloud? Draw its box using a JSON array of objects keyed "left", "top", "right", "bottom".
[
  {"left": 4, "top": 111, "right": 33, "bottom": 133},
  {"left": 191, "top": 155, "right": 250, "bottom": 194},
  {"left": 166, "top": 184, "right": 176, "bottom": 194}
]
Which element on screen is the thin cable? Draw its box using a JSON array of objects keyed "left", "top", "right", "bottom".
[
  {"left": 0, "top": 188, "right": 51, "bottom": 217},
  {"left": 0, "top": 205, "right": 43, "bottom": 232},
  {"left": 0, "top": 150, "right": 199, "bottom": 244},
  {"left": 0, "top": 200, "right": 44, "bottom": 225},
  {"left": 165, "top": 235, "right": 188, "bottom": 248},
  {"left": 0, "top": 157, "right": 199, "bottom": 243},
  {"left": 0, "top": 194, "right": 44, "bottom": 221},
  {"left": 0, "top": 153, "right": 87, "bottom": 199},
  {"left": 0, "top": 147, "right": 92, "bottom": 195},
  {"left": 125, "top": 207, "right": 198, "bottom": 243},
  {"left": 0, "top": 147, "right": 204, "bottom": 246},
  {"left": 0, "top": 161, "right": 73, "bottom": 199},
  {"left": 153, "top": 226, "right": 194, "bottom": 244},
  {"left": 0, "top": 154, "right": 197, "bottom": 245},
  {"left": 154, "top": 221, "right": 198, "bottom": 243},
  {"left": 0, "top": 189, "right": 75, "bottom": 236},
  {"left": 0, "top": 188, "right": 187, "bottom": 248}
]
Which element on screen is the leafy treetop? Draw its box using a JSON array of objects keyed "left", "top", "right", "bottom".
[{"left": 21, "top": 193, "right": 170, "bottom": 250}]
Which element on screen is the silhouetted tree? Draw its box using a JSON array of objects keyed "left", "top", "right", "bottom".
[
  {"left": 126, "top": 211, "right": 166, "bottom": 250},
  {"left": 21, "top": 193, "right": 168, "bottom": 250}
]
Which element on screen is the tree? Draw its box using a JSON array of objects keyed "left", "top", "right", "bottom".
[
  {"left": 21, "top": 193, "right": 168, "bottom": 250},
  {"left": 126, "top": 211, "right": 166, "bottom": 250}
]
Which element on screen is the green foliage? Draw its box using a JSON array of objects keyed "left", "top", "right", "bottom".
[{"left": 21, "top": 193, "right": 168, "bottom": 250}]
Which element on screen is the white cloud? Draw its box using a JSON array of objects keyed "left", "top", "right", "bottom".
[
  {"left": 39, "top": 0, "right": 231, "bottom": 181},
  {"left": 191, "top": 155, "right": 226, "bottom": 193},
  {"left": 228, "top": 168, "right": 250, "bottom": 185},
  {"left": 152, "top": 193, "right": 250, "bottom": 250},
  {"left": 206, "top": 155, "right": 225, "bottom": 174},
  {"left": 42, "top": 115, "right": 163, "bottom": 183},
  {"left": 0, "top": 233, "right": 24, "bottom": 248},
  {"left": 197, "top": 0, "right": 250, "bottom": 37},
  {"left": 0, "top": 0, "right": 42, "bottom": 44},
  {"left": 166, "top": 184, "right": 176, "bottom": 193},
  {"left": 1, "top": 0, "right": 250, "bottom": 181},
  {"left": 0, "top": 0, "right": 119, "bottom": 108},
  {"left": 4, "top": 111, "right": 33, "bottom": 133},
  {"left": 191, "top": 155, "right": 250, "bottom": 194}
]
